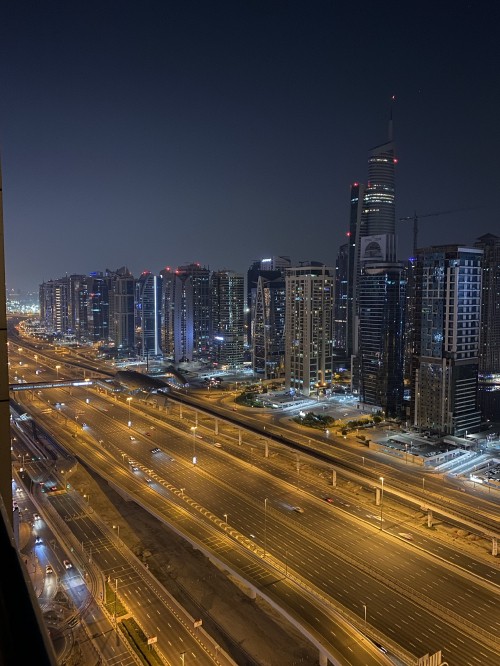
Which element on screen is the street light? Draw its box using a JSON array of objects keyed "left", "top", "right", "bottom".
[
  {"left": 264, "top": 498, "right": 268, "bottom": 558},
  {"left": 84, "top": 494, "right": 90, "bottom": 506},
  {"left": 379, "top": 477, "right": 384, "bottom": 530},
  {"left": 191, "top": 426, "right": 198, "bottom": 464},
  {"left": 362, "top": 603, "right": 367, "bottom": 628},
  {"left": 126, "top": 397, "right": 132, "bottom": 427},
  {"left": 114, "top": 578, "right": 118, "bottom": 628},
  {"left": 113, "top": 524, "right": 120, "bottom": 539},
  {"left": 223, "top": 513, "right": 228, "bottom": 527},
  {"left": 55, "top": 364, "right": 61, "bottom": 380}
]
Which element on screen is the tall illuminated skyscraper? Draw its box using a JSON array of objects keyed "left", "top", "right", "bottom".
[
  {"left": 412, "top": 245, "right": 483, "bottom": 435},
  {"left": 285, "top": 263, "right": 334, "bottom": 396},
  {"left": 136, "top": 271, "right": 162, "bottom": 358},
  {"left": 474, "top": 233, "right": 500, "bottom": 421},
  {"left": 357, "top": 116, "right": 406, "bottom": 416},
  {"left": 211, "top": 270, "right": 245, "bottom": 367},
  {"left": 110, "top": 267, "right": 135, "bottom": 355},
  {"left": 248, "top": 256, "right": 290, "bottom": 377}
]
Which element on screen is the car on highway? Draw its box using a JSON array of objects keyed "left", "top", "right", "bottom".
[
  {"left": 35, "top": 536, "right": 43, "bottom": 544},
  {"left": 323, "top": 496, "right": 334, "bottom": 503},
  {"left": 63, "top": 559, "right": 72, "bottom": 569},
  {"left": 292, "top": 506, "right": 304, "bottom": 514},
  {"left": 33, "top": 513, "right": 40, "bottom": 521},
  {"left": 398, "top": 532, "right": 413, "bottom": 541},
  {"left": 45, "top": 564, "right": 53, "bottom": 575},
  {"left": 150, "top": 447, "right": 161, "bottom": 454},
  {"left": 214, "top": 442, "right": 222, "bottom": 448},
  {"left": 129, "top": 435, "right": 136, "bottom": 441}
]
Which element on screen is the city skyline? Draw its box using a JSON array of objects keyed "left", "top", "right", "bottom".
[{"left": 1, "top": 2, "right": 499, "bottom": 292}]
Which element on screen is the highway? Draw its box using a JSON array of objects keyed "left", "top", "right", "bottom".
[{"left": 9, "top": 335, "right": 500, "bottom": 665}]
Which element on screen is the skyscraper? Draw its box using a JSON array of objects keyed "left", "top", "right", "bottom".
[
  {"left": 474, "top": 234, "right": 500, "bottom": 374},
  {"left": 333, "top": 242, "right": 348, "bottom": 354},
  {"left": 211, "top": 270, "right": 245, "bottom": 367},
  {"left": 160, "top": 263, "right": 211, "bottom": 365},
  {"left": 87, "top": 272, "right": 110, "bottom": 342},
  {"left": 247, "top": 256, "right": 291, "bottom": 348},
  {"left": 248, "top": 256, "right": 290, "bottom": 377},
  {"left": 356, "top": 117, "right": 406, "bottom": 417},
  {"left": 284, "top": 263, "right": 334, "bottom": 396},
  {"left": 135, "top": 271, "right": 162, "bottom": 358},
  {"left": 252, "top": 273, "right": 287, "bottom": 378},
  {"left": 474, "top": 233, "right": 500, "bottom": 421},
  {"left": 412, "top": 245, "right": 483, "bottom": 435},
  {"left": 110, "top": 267, "right": 135, "bottom": 355},
  {"left": 176, "top": 263, "right": 211, "bottom": 361},
  {"left": 39, "top": 277, "right": 70, "bottom": 335}
]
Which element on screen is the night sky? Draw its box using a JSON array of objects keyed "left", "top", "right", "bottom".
[{"left": 1, "top": 1, "right": 499, "bottom": 293}]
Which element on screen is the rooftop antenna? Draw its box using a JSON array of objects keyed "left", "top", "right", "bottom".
[{"left": 388, "top": 94, "right": 396, "bottom": 141}]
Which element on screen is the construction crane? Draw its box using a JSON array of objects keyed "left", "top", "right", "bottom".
[{"left": 399, "top": 207, "right": 478, "bottom": 255}]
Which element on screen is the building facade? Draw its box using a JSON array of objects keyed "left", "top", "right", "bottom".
[
  {"left": 252, "top": 273, "right": 287, "bottom": 378},
  {"left": 135, "top": 271, "right": 162, "bottom": 358},
  {"left": 474, "top": 233, "right": 500, "bottom": 421},
  {"left": 211, "top": 270, "right": 245, "bottom": 367},
  {"left": 412, "top": 245, "right": 483, "bottom": 435},
  {"left": 284, "top": 264, "right": 334, "bottom": 396},
  {"left": 355, "top": 117, "right": 406, "bottom": 416}
]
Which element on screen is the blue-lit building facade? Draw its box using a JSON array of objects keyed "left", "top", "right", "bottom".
[
  {"left": 412, "top": 245, "right": 483, "bottom": 435},
  {"left": 135, "top": 271, "right": 162, "bottom": 358}
]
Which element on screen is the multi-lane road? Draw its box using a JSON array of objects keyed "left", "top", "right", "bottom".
[{"left": 9, "top": 335, "right": 500, "bottom": 666}]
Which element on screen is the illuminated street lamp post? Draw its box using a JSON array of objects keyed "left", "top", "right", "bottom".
[
  {"left": 191, "top": 426, "right": 198, "bottom": 464},
  {"left": 84, "top": 494, "right": 90, "bottom": 507},
  {"left": 379, "top": 477, "right": 384, "bottom": 530},
  {"left": 223, "top": 513, "right": 228, "bottom": 527},
  {"left": 362, "top": 603, "right": 367, "bottom": 628},
  {"left": 126, "top": 397, "right": 132, "bottom": 427},
  {"left": 114, "top": 578, "right": 118, "bottom": 628},
  {"left": 113, "top": 524, "right": 120, "bottom": 540},
  {"left": 264, "top": 498, "right": 268, "bottom": 558},
  {"left": 55, "top": 364, "right": 61, "bottom": 380}
]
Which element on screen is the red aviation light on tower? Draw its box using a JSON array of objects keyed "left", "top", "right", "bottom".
[
  {"left": 393, "top": 158, "right": 399, "bottom": 164},
  {"left": 353, "top": 182, "right": 359, "bottom": 187},
  {"left": 346, "top": 231, "right": 352, "bottom": 237}
]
